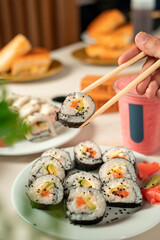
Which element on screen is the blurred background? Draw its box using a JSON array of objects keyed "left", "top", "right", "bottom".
[{"left": 0, "top": 0, "right": 160, "bottom": 50}]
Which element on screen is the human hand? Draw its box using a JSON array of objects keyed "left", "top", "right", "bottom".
[{"left": 118, "top": 32, "right": 160, "bottom": 99}]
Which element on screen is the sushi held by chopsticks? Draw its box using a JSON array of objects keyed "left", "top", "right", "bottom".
[{"left": 56, "top": 92, "right": 95, "bottom": 128}]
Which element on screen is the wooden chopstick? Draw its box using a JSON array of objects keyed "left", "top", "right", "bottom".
[
  {"left": 80, "top": 58, "right": 160, "bottom": 128},
  {"left": 81, "top": 51, "right": 146, "bottom": 94}
]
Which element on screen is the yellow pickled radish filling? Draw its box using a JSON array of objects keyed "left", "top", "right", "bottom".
[
  {"left": 109, "top": 151, "right": 127, "bottom": 159},
  {"left": 110, "top": 185, "right": 129, "bottom": 198},
  {"left": 32, "top": 121, "right": 49, "bottom": 134},
  {"left": 107, "top": 167, "right": 124, "bottom": 179},
  {"left": 76, "top": 196, "right": 96, "bottom": 210},
  {"left": 78, "top": 179, "right": 91, "bottom": 187},
  {"left": 70, "top": 99, "right": 84, "bottom": 112},
  {"left": 40, "top": 182, "right": 55, "bottom": 197},
  {"left": 46, "top": 163, "right": 57, "bottom": 175}
]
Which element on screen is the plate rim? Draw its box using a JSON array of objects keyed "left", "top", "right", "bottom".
[
  {"left": 11, "top": 146, "right": 160, "bottom": 240},
  {"left": 0, "top": 59, "right": 63, "bottom": 83}
]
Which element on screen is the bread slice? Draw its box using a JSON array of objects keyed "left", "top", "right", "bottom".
[
  {"left": 85, "top": 43, "right": 135, "bottom": 60},
  {"left": 87, "top": 9, "right": 126, "bottom": 38},
  {"left": 0, "top": 34, "right": 32, "bottom": 72},
  {"left": 96, "top": 24, "right": 133, "bottom": 49},
  {"left": 11, "top": 47, "right": 52, "bottom": 77}
]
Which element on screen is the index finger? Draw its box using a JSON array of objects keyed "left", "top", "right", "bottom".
[{"left": 118, "top": 45, "right": 141, "bottom": 65}]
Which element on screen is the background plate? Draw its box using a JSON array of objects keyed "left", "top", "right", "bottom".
[
  {"left": 72, "top": 48, "right": 118, "bottom": 66},
  {"left": 0, "top": 59, "right": 63, "bottom": 82},
  {"left": 12, "top": 146, "right": 160, "bottom": 240}
]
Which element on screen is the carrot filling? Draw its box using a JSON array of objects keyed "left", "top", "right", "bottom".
[
  {"left": 86, "top": 147, "right": 97, "bottom": 157},
  {"left": 70, "top": 99, "right": 84, "bottom": 112},
  {"left": 113, "top": 170, "right": 124, "bottom": 179},
  {"left": 76, "top": 196, "right": 96, "bottom": 210},
  {"left": 40, "top": 182, "right": 55, "bottom": 197},
  {"left": 76, "top": 196, "right": 86, "bottom": 207},
  {"left": 111, "top": 186, "right": 129, "bottom": 198}
]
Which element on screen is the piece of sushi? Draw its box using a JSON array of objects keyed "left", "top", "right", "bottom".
[
  {"left": 19, "top": 101, "right": 40, "bottom": 118},
  {"left": 74, "top": 141, "right": 102, "bottom": 171},
  {"left": 42, "top": 148, "right": 74, "bottom": 171},
  {"left": 103, "top": 147, "right": 136, "bottom": 165},
  {"left": 25, "top": 112, "right": 56, "bottom": 141},
  {"left": 101, "top": 178, "right": 143, "bottom": 208},
  {"left": 64, "top": 170, "right": 101, "bottom": 196},
  {"left": 56, "top": 92, "right": 95, "bottom": 128},
  {"left": 27, "top": 174, "right": 64, "bottom": 209},
  {"left": 11, "top": 95, "right": 30, "bottom": 111},
  {"left": 99, "top": 158, "right": 137, "bottom": 183},
  {"left": 66, "top": 187, "right": 106, "bottom": 225},
  {"left": 29, "top": 156, "right": 65, "bottom": 185}
]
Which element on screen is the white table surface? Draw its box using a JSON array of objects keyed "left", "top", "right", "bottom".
[{"left": 0, "top": 42, "right": 160, "bottom": 240}]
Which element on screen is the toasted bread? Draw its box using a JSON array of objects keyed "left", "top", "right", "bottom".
[
  {"left": 87, "top": 9, "right": 126, "bottom": 38},
  {"left": 0, "top": 34, "right": 32, "bottom": 72}
]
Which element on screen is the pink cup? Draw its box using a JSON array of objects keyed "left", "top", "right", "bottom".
[{"left": 114, "top": 75, "right": 160, "bottom": 155}]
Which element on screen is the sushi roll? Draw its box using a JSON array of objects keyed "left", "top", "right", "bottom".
[
  {"left": 19, "top": 101, "right": 40, "bottom": 118},
  {"left": 103, "top": 147, "right": 136, "bottom": 165},
  {"left": 25, "top": 112, "right": 56, "bottom": 141},
  {"left": 27, "top": 174, "right": 64, "bottom": 209},
  {"left": 66, "top": 187, "right": 106, "bottom": 225},
  {"left": 101, "top": 178, "right": 142, "bottom": 208},
  {"left": 42, "top": 148, "right": 74, "bottom": 171},
  {"left": 11, "top": 95, "right": 30, "bottom": 110},
  {"left": 74, "top": 141, "right": 102, "bottom": 171},
  {"left": 99, "top": 159, "right": 137, "bottom": 184},
  {"left": 29, "top": 156, "right": 65, "bottom": 185},
  {"left": 64, "top": 170, "right": 101, "bottom": 196},
  {"left": 56, "top": 92, "right": 95, "bottom": 128}
]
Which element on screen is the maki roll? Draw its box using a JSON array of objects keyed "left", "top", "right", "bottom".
[
  {"left": 27, "top": 175, "right": 64, "bottom": 209},
  {"left": 66, "top": 187, "right": 106, "bottom": 225},
  {"left": 103, "top": 147, "right": 136, "bottom": 165},
  {"left": 42, "top": 148, "right": 74, "bottom": 171},
  {"left": 25, "top": 113, "right": 56, "bottom": 141},
  {"left": 74, "top": 141, "right": 102, "bottom": 171},
  {"left": 101, "top": 178, "right": 142, "bottom": 208},
  {"left": 99, "top": 159, "right": 136, "bottom": 184},
  {"left": 29, "top": 156, "right": 65, "bottom": 185},
  {"left": 56, "top": 92, "right": 95, "bottom": 128},
  {"left": 64, "top": 170, "right": 101, "bottom": 196}
]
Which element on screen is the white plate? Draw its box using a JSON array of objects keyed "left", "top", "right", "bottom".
[
  {"left": 12, "top": 146, "right": 160, "bottom": 240},
  {"left": 0, "top": 129, "right": 79, "bottom": 156}
]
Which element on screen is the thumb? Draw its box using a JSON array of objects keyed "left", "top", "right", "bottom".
[{"left": 135, "top": 32, "right": 160, "bottom": 59}]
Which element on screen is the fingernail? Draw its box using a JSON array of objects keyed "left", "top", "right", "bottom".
[{"left": 136, "top": 32, "right": 149, "bottom": 43}]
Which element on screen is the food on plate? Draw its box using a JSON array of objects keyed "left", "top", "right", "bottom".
[
  {"left": 66, "top": 187, "right": 106, "bottom": 225},
  {"left": 26, "top": 144, "right": 144, "bottom": 225},
  {"left": 11, "top": 47, "right": 52, "bottom": 77},
  {"left": 0, "top": 34, "right": 31, "bottom": 72},
  {"left": 102, "top": 146, "right": 136, "bottom": 165},
  {"left": 87, "top": 9, "right": 126, "bottom": 38},
  {"left": 145, "top": 175, "right": 160, "bottom": 189},
  {"left": 42, "top": 148, "right": 74, "bottom": 171},
  {"left": 85, "top": 43, "right": 135, "bottom": 60},
  {"left": 29, "top": 156, "right": 65, "bottom": 185},
  {"left": 25, "top": 113, "right": 56, "bottom": 142},
  {"left": 74, "top": 141, "right": 102, "bottom": 171},
  {"left": 27, "top": 174, "right": 64, "bottom": 208},
  {"left": 137, "top": 162, "right": 160, "bottom": 182},
  {"left": 8, "top": 92, "right": 60, "bottom": 142},
  {"left": 99, "top": 158, "right": 137, "bottom": 183},
  {"left": 141, "top": 184, "right": 160, "bottom": 205},
  {"left": 64, "top": 170, "right": 101, "bottom": 196},
  {"left": 102, "top": 178, "right": 142, "bottom": 208},
  {"left": 95, "top": 23, "right": 133, "bottom": 49},
  {"left": 56, "top": 92, "right": 95, "bottom": 128}
]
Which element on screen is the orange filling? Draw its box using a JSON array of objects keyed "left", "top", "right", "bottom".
[
  {"left": 76, "top": 196, "right": 86, "bottom": 207},
  {"left": 41, "top": 190, "right": 51, "bottom": 197},
  {"left": 113, "top": 171, "right": 124, "bottom": 179},
  {"left": 71, "top": 101, "right": 78, "bottom": 109},
  {"left": 87, "top": 147, "right": 97, "bottom": 157}
]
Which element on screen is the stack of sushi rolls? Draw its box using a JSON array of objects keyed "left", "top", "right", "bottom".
[
  {"left": 99, "top": 146, "right": 142, "bottom": 208},
  {"left": 42, "top": 148, "right": 74, "bottom": 171},
  {"left": 56, "top": 92, "right": 95, "bottom": 128},
  {"left": 74, "top": 141, "right": 102, "bottom": 171},
  {"left": 7, "top": 92, "right": 60, "bottom": 142},
  {"left": 64, "top": 170, "right": 101, "bottom": 196}
]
